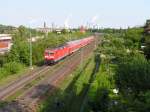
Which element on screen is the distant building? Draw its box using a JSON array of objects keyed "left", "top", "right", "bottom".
[
  {"left": 0, "top": 34, "right": 12, "bottom": 54},
  {"left": 36, "top": 27, "right": 52, "bottom": 33},
  {"left": 36, "top": 22, "right": 52, "bottom": 33},
  {"left": 80, "top": 26, "right": 86, "bottom": 33},
  {"left": 27, "top": 36, "right": 44, "bottom": 42}
]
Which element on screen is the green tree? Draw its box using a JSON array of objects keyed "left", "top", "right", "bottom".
[
  {"left": 8, "top": 41, "right": 29, "bottom": 65},
  {"left": 115, "top": 54, "right": 150, "bottom": 95},
  {"left": 124, "top": 28, "right": 143, "bottom": 43}
]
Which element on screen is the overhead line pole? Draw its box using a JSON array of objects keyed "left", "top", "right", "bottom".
[{"left": 29, "top": 28, "right": 33, "bottom": 70}]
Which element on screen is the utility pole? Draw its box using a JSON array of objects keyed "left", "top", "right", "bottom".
[
  {"left": 81, "top": 47, "right": 83, "bottom": 70},
  {"left": 69, "top": 30, "right": 71, "bottom": 41},
  {"left": 29, "top": 30, "right": 33, "bottom": 69},
  {"left": 94, "top": 33, "right": 97, "bottom": 49},
  {"left": 28, "top": 19, "right": 37, "bottom": 70}
]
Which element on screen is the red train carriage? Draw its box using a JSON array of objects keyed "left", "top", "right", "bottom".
[
  {"left": 81, "top": 36, "right": 94, "bottom": 47},
  {"left": 44, "top": 36, "right": 94, "bottom": 64},
  {"left": 67, "top": 39, "right": 82, "bottom": 54}
]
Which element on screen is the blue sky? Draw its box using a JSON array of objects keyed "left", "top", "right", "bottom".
[{"left": 0, "top": 0, "right": 150, "bottom": 28}]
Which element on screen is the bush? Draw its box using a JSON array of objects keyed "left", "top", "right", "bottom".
[
  {"left": 0, "top": 68, "right": 9, "bottom": 78},
  {"left": 4, "top": 62, "right": 24, "bottom": 74},
  {"left": 0, "top": 62, "right": 24, "bottom": 79},
  {"left": 115, "top": 54, "right": 150, "bottom": 95},
  {"left": 0, "top": 55, "right": 7, "bottom": 67}
]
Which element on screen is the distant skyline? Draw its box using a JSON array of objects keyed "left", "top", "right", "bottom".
[{"left": 0, "top": 0, "right": 150, "bottom": 28}]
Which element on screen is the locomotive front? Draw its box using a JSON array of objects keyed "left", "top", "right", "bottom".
[{"left": 44, "top": 49, "right": 55, "bottom": 64}]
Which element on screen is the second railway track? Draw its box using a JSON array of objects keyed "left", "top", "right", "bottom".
[{"left": 0, "top": 66, "right": 51, "bottom": 100}]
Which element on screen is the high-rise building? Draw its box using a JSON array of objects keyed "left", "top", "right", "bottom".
[{"left": 44, "top": 22, "right": 46, "bottom": 28}]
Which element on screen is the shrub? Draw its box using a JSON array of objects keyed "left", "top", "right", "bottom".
[
  {"left": 4, "top": 62, "right": 24, "bottom": 74},
  {"left": 115, "top": 54, "right": 150, "bottom": 95},
  {"left": 0, "top": 68, "right": 9, "bottom": 78}
]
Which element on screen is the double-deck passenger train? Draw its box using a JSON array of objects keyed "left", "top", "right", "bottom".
[{"left": 44, "top": 36, "right": 94, "bottom": 64}]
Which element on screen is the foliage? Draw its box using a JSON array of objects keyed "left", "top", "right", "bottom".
[
  {"left": 87, "top": 65, "right": 112, "bottom": 112},
  {"left": 124, "top": 28, "right": 143, "bottom": 43},
  {"left": 88, "top": 88, "right": 110, "bottom": 112},
  {"left": 115, "top": 54, "right": 150, "bottom": 95},
  {"left": 85, "top": 28, "right": 149, "bottom": 112},
  {"left": 0, "top": 62, "right": 24, "bottom": 79},
  {"left": 102, "top": 30, "right": 150, "bottom": 112},
  {"left": 8, "top": 41, "right": 30, "bottom": 65},
  {"left": 0, "top": 55, "right": 7, "bottom": 67},
  {"left": 0, "top": 24, "right": 16, "bottom": 34}
]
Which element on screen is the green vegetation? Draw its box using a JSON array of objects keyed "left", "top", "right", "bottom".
[
  {"left": 0, "top": 24, "right": 16, "bottom": 34},
  {"left": 0, "top": 62, "right": 25, "bottom": 79},
  {"left": 82, "top": 28, "right": 150, "bottom": 112}
]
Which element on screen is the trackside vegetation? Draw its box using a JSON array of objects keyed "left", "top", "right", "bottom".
[{"left": 83, "top": 28, "right": 150, "bottom": 112}]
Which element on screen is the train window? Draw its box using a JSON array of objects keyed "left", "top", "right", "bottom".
[
  {"left": 49, "top": 52, "right": 54, "bottom": 55},
  {"left": 45, "top": 52, "right": 54, "bottom": 55}
]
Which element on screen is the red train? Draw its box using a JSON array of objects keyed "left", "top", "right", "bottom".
[{"left": 44, "top": 36, "right": 94, "bottom": 64}]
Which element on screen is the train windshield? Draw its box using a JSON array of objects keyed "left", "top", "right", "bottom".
[
  {"left": 45, "top": 52, "right": 54, "bottom": 56},
  {"left": 49, "top": 52, "right": 54, "bottom": 55}
]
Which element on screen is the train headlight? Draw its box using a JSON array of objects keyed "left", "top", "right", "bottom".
[{"left": 45, "top": 56, "right": 48, "bottom": 58}]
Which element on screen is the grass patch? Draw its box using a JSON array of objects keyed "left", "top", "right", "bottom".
[{"left": 0, "top": 66, "right": 31, "bottom": 87}]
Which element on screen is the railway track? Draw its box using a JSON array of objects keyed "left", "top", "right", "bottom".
[
  {"left": 0, "top": 66, "right": 51, "bottom": 100},
  {"left": 0, "top": 50, "right": 77, "bottom": 101},
  {"left": 0, "top": 38, "right": 97, "bottom": 112}
]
